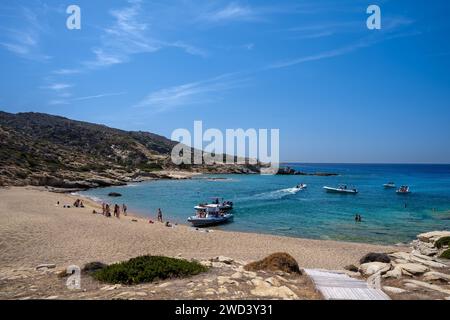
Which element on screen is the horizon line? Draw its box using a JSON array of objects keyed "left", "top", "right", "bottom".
[{"left": 281, "top": 162, "right": 450, "bottom": 165}]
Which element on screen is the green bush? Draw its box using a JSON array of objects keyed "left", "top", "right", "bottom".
[
  {"left": 440, "top": 249, "right": 450, "bottom": 259},
  {"left": 93, "top": 255, "right": 208, "bottom": 285},
  {"left": 435, "top": 236, "right": 450, "bottom": 249}
]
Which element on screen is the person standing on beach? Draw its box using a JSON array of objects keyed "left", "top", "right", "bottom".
[
  {"left": 105, "top": 204, "right": 111, "bottom": 217},
  {"left": 122, "top": 204, "right": 127, "bottom": 216},
  {"left": 157, "top": 208, "right": 163, "bottom": 222},
  {"left": 114, "top": 204, "right": 121, "bottom": 218}
]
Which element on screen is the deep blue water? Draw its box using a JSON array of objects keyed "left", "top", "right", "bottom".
[{"left": 80, "top": 164, "right": 450, "bottom": 244}]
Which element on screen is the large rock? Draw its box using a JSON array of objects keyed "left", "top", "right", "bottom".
[
  {"left": 359, "top": 252, "right": 391, "bottom": 264},
  {"left": 408, "top": 255, "right": 447, "bottom": 269},
  {"left": 244, "top": 253, "right": 301, "bottom": 274},
  {"left": 36, "top": 264, "right": 56, "bottom": 270},
  {"left": 383, "top": 286, "right": 407, "bottom": 294},
  {"left": 211, "top": 256, "right": 234, "bottom": 264},
  {"left": 389, "top": 251, "right": 411, "bottom": 261},
  {"left": 383, "top": 266, "right": 403, "bottom": 279},
  {"left": 417, "top": 231, "right": 450, "bottom": 243},
  {"left": 359, "top": 262, "right": 391, "bottom": 276},
  {"left": 412, "top": 240, "right": 439, "bottom": 256},
  {"left": 250, "top": 279, "right": 298, "bottom": 300},
  {"left": 423, "top": 271, "right": 450, "bottom": 283},
  {"left": 396, "top": 263, "right": 429, "bottom": 275},
  {"left": 403, "top": 280, "right": 450, "bottom": 295},
  {"left": 108, "top": 192, "right": 122, "bottom": 197}
]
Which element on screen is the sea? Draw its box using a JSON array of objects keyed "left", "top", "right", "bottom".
[{"left": 80, "top": 163, "right": 450, "bottom": 245}]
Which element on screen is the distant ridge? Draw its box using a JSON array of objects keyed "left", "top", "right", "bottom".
[{"left": 0, "top": 111, "right": 260, "bottom": 189}]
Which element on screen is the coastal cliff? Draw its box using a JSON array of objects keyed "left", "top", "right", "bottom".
[{"left": 0, "top": 111, "right": 260, "bottom": 189}]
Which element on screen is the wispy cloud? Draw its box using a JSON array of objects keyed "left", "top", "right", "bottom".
[
  {"left": 0, "top": 7, "right": 50, "bottom": 61},
  {"left": 134, "top": 73, "right": 248, "bottom": 112},
  {"left": 269, "top": 16, "right": 416, "bottom": 69},
  {"left": 41, "top": 83, "right": 74, "bottom": 91},
  {"left": 48, "top": 99, "right": 70, "bottom": 106},
  {"left": 72, "top": 92, "right": 127, "bottom": 102},
  {"left": 268, "top": 38, "right": 375, "bottom": 69},
  {"left": 52, "top": 68, "right": 82, "bottom": 75},
  {"left": 83, "top": 0, "right": 157, "bottom": 68},
  {"left": 47, "top": 92, "right": 126, "bottom": 106},
  {"left": 205, "top": 2, "right": 258, "bottom": 22},
  {"left": 82, "top": 0, "right": 206, "bottom": 70},
  {"left": 170, "top": 41, "right": 208, "bottom": 58}
]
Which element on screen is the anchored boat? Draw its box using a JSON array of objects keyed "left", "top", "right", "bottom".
[
  {"left": 396, "top": 186, "right": 411, "bottom": 194},
  {"left": 188, "top": 204, "right": 234, "bottom": 227},
  {"left": 383, "top": 182, "right": 396, "bottom": 188},
  {"left": 323, "top": 185, "right": 358, "bottom": 194},
  {"left": 194, "top": 198, "right": 233, "bottom": 212}
]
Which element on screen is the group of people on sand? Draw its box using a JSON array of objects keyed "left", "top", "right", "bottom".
[
  {"left": 68, "top": 198, "right": 173, "bottom": 227},
  {"left": 100, "top": 203, "right": 127, "bottom": 218},
  {"left": 73, "top": 199, "right": 85, "bottom": 208}
]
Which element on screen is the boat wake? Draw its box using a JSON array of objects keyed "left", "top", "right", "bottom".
[{"left": 254, "top": 187, "right": 302, "bottom": 200}]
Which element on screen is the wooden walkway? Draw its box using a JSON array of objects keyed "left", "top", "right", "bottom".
[{"left": 304, "top": 269, "right": 391, "bottom": 300}]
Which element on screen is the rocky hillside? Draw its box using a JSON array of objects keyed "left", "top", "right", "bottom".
[{"left": 0, "top": 112, "right": 259, "bottom": 189}]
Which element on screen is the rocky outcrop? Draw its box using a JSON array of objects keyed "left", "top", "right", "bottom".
[
  {"left": 0, "top": 255, "right": 320, "bottom": 300},
  {"left": 277, "top": 166, "right": 338, "bottom": 176},
  {"left": 413, "top": 231, "right": 450, "bottom": 257},
  {"left": 359, "top": 262, "right": 390, "bottom": 276},
  {"left": 349, "top": 231, "right": 450, "bottom": 299}
]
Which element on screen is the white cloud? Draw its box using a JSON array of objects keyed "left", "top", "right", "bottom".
[
  {"left": 48, "top": 99, "right": 69, "bottom": 106},
  {"left": 269, "top": 16, "right": 416, "bottom": 69},
  {"left": 0, "top": 7, "right": 50, "bottom": 61},
  {"left": 47, "top": 92, "right": 127, "bottom": 106},
  {"left": 73, "top": 92, "right": 126, "bottom": 101},
  {"left": 83, "top": 0, "right": 206, "bottom": 69},
  {"left": 206, "top": 2, "right": 257, "bottom": 22},
  {"left": 134, "top": 73, "right": 247, "bottom": 112},
  {"left": 170, "top": 41, "right": 208, "bottom": 58},
  {"left": 42, "top": 83, "right": 74, "bottom": 91},
  {"left": 52, "top": 69, "right": 82, "bottom": 75}
]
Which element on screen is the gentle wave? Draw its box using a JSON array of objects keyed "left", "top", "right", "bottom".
[{"left": 253, "top": 187, "right": 302, "bottom": 200}]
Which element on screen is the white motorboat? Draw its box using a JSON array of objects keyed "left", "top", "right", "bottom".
[
  {"left": 383, "top": 182, "right": 396, "bottom": 188},
  {"left": 396, "top": 186, "right": 411, "bottom": 194},
  {"left": 188, "top": 204, "right": 234, "bottom": 227},
  {"left": 323, "top": 185, "right": 358, "bottom": 194},
  {"left": 194, "top": 198, "right": 233, "bottom": 211},
  {"left": 295, "top": 183, "right": 308, "bottom": 190}
]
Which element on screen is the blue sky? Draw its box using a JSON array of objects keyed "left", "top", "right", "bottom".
[{"left": 1, "top": 0, "right": 450, "bottom": 163}]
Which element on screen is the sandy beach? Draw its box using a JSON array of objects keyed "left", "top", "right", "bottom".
[{"left": 0, "top": 187, "right": 403, "bottom": 272}]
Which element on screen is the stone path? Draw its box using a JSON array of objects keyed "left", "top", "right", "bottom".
[{"left": 304, "top": 269, "right": 391, "bottom": 300}]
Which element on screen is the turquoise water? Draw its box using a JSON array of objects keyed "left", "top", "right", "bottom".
[{"left": 81, "top": 164, "right": 450, "bottom": 245}]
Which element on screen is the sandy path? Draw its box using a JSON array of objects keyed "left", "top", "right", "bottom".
[{"left": 0, "top": 187, "right": 403, "bottom": 271}]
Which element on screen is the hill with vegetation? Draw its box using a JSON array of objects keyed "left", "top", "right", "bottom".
[{"left": 0, "top": 111, "right": 259, "bottom": 189}]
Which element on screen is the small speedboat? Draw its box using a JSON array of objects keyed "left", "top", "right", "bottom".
[
  {"left": 323, "top": 185, "right": 358, "bottom": 194},
  {"left": 295, "top": 183, "right": 307, "bottom": 190},
  {"left": 188, "top": 204, "right": 234, "bottom": 227},
  {"left": 396, "top": 186, "right": 411, "bottom": 194},
  {"left": 383, "top": 182, "right": 396, "bottom": 188}
]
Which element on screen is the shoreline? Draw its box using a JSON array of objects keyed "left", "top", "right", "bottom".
[
  {"left": 0, "top": 186, "right": 407, "bottom": 272},
  {"left": 75, "top": 190, "right": 412, "bottom": 247}
]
